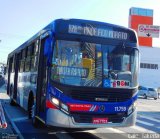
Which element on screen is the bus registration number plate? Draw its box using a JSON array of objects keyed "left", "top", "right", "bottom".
[{"left": 92, "top": 118, "right": 108, "bottom": 124}]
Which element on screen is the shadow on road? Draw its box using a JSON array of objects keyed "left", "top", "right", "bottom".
[{"left": 13, "top": 119, "right": 102, "bottom": 139}]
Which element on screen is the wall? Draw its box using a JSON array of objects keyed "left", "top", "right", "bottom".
[{"left": 139, "top": 47, "right": 160, "bottom": 88}]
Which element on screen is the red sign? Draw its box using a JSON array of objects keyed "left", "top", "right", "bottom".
[
  {"left": 92, "top": 118, "right": 108, "bottom": 124},
  {"left": 68, "top": 104, "right": 92, "bottom": 111}
]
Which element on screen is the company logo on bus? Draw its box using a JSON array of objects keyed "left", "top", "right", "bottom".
[
  {"left": 95, "top": 98, "right": 108, "bottom": 102},
  {"left": 99, "top": 105, "right": 105, "bottom": 112}
]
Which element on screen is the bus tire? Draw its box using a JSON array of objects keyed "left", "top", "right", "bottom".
[
  {"left": 31, "top": 104, "right": 42, "bottom": 128},
  {"left": 10, "top": 99, "right": 16, "bottom": 106},
  {"left": 143, "top": 94, "right": 147, "bottom": 99},
  {"left": 32, "top": 115, "right": 40, "bottom": 128},
  {"left": 10, "top": 86, "right": 16, "bottom": 106},
  {"left": 28, "top": 93, "right": 34, "bottom": 119}
]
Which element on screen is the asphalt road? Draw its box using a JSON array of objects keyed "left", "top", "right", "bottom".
[{"left": 0, "top": 87, "right": 160, "bottom": 139}]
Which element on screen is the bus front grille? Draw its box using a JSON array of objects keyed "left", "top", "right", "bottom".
[
  {"left": 70, "top": 91, "right": 133, "bottom": 102},
  {"left": 71, "top": 113, "right": 126, "bottom": 123}
]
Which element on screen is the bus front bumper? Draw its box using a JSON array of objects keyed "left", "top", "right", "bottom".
[{"left": 46, "top": 108, "right": 137, "bottom": 128}]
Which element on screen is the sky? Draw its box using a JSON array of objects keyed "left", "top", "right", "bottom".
[{"left": 0, "top": 0, "right": 160, "bottom": 63}]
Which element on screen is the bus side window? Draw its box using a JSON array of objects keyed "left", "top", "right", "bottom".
[
  {"left": 31, "top": 74, "right": 37, "bottom": 84},
  {"left": 19, "top": 60, "right": 25, "bottom": 72},
  {"left": 19, "top": 49, "right": 25, "bottom": 72},
  {"left": 9, "top": 58, "right": 13, "bottom": 73},
  {"left": 8, "top": 57, "right": 15, "bottom": 73},
  {"left": 25, "top": 45, "right": 33, "bottom": 72},
  {"left": 31, "top": 41, "right": 39, "bottom": 72},
  {"left": 10, "top": 57, "right": 15, "bottom": 73}
]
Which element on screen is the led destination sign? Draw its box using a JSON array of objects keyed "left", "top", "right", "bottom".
[
  {"left": 56, "top": 66, "right": 89, "bottom": 78},
  {"left": 68, "top": 24, "right": 128, "bottom": 40}
]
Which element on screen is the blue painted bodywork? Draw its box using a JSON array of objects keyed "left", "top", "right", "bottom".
[
  {"left": 7, "top": 19, "right": 138, "bottom": 127},
  {"left": 48, "top": 84, "right": 137, "bottom": 114}
]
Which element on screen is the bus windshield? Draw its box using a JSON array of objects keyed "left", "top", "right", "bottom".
[{"left": 51, "top": 40, "right": 139, "bottom": 88}]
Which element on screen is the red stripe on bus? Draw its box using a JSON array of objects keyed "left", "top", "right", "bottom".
[
  {"left": 46, "top": 100, "right": 58, "bottom": 109},
  {"left": 67, "top": 103, "right": 92, "bottom": 111}
]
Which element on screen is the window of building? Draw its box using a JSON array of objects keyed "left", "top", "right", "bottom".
[
  {"left": 147, "top": 9, "right": 153, "bottom": 17},
  {"left": 138, "top": 8, "right": 147, "bottom": 16},
  {"left": 140, "top": 63, "right": 158, "bottom": 70},
  {"left": 133, "top": 8, "right": 138, "bottom": 15}
]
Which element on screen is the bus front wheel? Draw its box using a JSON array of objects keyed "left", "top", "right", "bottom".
[
  {"left": 31, "top": 105, "right": 40, "bottom": 128},
  {"left": 28, "top": 94, "right": 34, "bottom": 119}
]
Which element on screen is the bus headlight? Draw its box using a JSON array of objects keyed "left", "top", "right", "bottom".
[
  {"left": 51, "top": 97, "right": 59, "bottom": 106},
  {"left": 127, "top": 105, "right": 133, "bottom": 115}
]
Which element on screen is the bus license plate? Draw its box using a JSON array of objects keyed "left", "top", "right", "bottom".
[{"left": 92, "top": 118, "right": 108, "bottom": 124}]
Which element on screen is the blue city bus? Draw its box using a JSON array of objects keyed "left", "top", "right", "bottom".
[{"left": 6, "top": 19, "right": 139, "bottom": 128}]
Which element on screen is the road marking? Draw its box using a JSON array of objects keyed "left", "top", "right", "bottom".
[
  {"left": 88, "top": 127, "right": 125, "bottom": 134},
  {"left": 139, "top": 115, "right": 160, "bottom": 123},
  {"left": 3, "top": 104, "right": 24, "bottom": 139},
  {"left": 136, "top": 119, "right": 154, "bottom": 126},
  {"left": 12, "top": 116, "right": 28, "bottom": 122},
  {"left": 106, "top": 128, "right": 125, "bottom": 133}
]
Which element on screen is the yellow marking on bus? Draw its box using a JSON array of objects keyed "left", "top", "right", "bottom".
[{"left": 35, "top": 116, "right": 45, "bottom": 124}]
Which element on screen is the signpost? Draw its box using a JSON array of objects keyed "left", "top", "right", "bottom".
[{"left": 138, "top": 24, "right": 160, "bottom": 38}]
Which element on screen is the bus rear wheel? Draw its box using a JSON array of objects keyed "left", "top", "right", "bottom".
[{"left": 10, "top": 86, "right": 16, "bottom": 106}]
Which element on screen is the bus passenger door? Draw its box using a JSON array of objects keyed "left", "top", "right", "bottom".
[{"left": 36, "top": 33, "right": 52, "bottom": 121}]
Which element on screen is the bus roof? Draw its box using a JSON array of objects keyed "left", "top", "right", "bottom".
[{"left": 8, "top": 18, "right": 137, "bottom": 58}]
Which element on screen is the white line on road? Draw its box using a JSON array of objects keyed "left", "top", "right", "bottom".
[
  {"left": 12, "top": 116, "right": 28, "bottom": 122},
  {"left": 87, "top": 127, "right": 125, "bottom": 134},
  {"left": 138, "top": 115, "right": 160, "bottom": 123},
  {"left": 136, "top": 119, "right": 154, "bottom": 126},
  {"left": 105, "top": 128, "right": 126, "bottom": 133}
]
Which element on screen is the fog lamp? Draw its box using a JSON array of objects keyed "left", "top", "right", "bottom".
[{"left": 61, "top": 103, "right": 69, "bottom": 114}]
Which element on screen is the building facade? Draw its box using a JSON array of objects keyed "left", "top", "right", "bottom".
[{"left": 129, "top": 7, "right": 160, "bottom": 88}]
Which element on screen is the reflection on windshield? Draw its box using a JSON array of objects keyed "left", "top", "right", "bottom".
[{"left": 51, "top": 40, "right": 139, "bottom": 88}]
